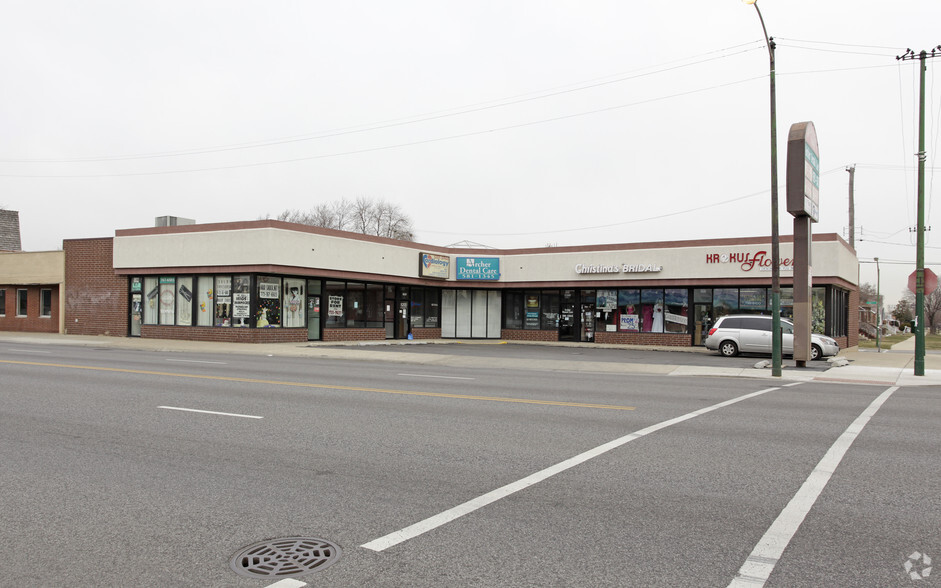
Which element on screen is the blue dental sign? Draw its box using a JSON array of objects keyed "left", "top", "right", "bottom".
[{"left": 456, "top": 257, "right": 501, "bottom": 281}]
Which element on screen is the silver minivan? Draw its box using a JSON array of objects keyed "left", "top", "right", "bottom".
[{"left": 704, "top": 314, "right": 839, "bottom": 360}]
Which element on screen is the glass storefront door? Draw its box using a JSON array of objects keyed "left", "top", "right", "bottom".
[
  {"left": 307, "top": 279, "right": 321, "bottom": 340},
  {"left": 693, "top": 303, "right": 712, "bottom": 346},
  {"left": 559, "top": 302, "right": 576, "bottom": 341}
]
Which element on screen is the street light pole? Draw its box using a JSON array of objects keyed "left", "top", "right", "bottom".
[
  {"left": 875, "top": 256, "right": 881, "bottom": 352},
  {"left": 744, "top": 0, "right": 782, "bottom": 376}
]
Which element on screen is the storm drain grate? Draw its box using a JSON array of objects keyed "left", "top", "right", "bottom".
[{"left": 230, "top": 536, "right": 342, "bottom": 579}]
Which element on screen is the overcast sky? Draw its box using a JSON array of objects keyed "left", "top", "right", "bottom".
[{"left": 2, "top": 1, "right": 939, "bottom": 307}]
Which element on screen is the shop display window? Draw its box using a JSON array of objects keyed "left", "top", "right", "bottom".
[
  {"left": 663, "top": 288, "right": 688, "bottom": 333},
  {"left": 617, "top": 289, "right": 640, "bottom": 332},
  {"left": 410, "top": 288, "right": 425, "bottom": 328},
  {"left": 197, "top": 276, "right": 213, "bottom": 326},
  {"left": 504, "top": 291, "right": 523, "bottom": 329},
  {"left": 325, "top": 281, "right": 345, "bottom": 328},
  {"left": 283, "top": 278, "right": 306, "bottom": 328},
  {"left": 215, "top": 276, "right": 232, "bottom": 327},
  {"left": 595, "top": 289, "right": 617, "bottom": 332},
  {"left": 524, "top": 293, "right": 541, "bottom": 330},
  {"left": 232, "top": 275, "right": 251, "bottom": 327},
  {"left": 540, "top": 291, "right": 559, "bottom": 330},
  {"left": 256, "top": 275, "right": 281, "bottom": 328},
  {"left": 176, "top": 277, "right": 193, "bottom": 326},
  {"left": 345, "top": 282, "right": 365, "bottom": 327},
  {"left": 713, "top": 288, "right": 739, "bottom": 319},
  {"left": 425, "top": 288, "right": 440, "bottom": 327},
  {"left": 158, "top": 277, "right": 175, "bottom": 324},
  {"left": 640, "top": 289, "right": 665, "bottom": 333},
  {"left": 739, "top": 288, "right": 767, "bottom": 311},
  {"left": 362, "top": 284, "right": 381, "bottom": 328},
  {"left": 143, "top": 277, "right": 158, "bottom": 324}
]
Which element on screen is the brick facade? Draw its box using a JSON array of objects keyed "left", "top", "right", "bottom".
[
  {"left": 64, "top": 237, "right": 128, "bottom": 336},
  {"left": 595, "top": 331, "right": 693, "bottom": 346},
  {"left": 0, "top": 285, "right": 59, "bottom": 333},
  {"left": 141, "top": 325, "right": 308, "bottom": 343},
  {"left": 502, "top": 329, "right": 560, "bottom": 342}
]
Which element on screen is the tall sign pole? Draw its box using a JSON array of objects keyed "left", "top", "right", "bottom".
[
  {"left": 786, "top": 122, "right": 820, "bottom": 367},
  {"left": 898, "top": 46, "right": 940, "bottom": 376}
]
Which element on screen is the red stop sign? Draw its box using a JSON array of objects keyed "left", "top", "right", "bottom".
[{"left": 909, "top": 268, "right": 939, "bottom": 295}]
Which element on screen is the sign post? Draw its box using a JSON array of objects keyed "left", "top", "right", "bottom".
[{"left": 786, "top": 121, "right": 819, "bottom": 367}]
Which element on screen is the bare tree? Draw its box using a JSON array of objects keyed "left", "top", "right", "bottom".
[
  {"left": 275, "top": 197, "right": 414, "bottom": 241},
  {"left": 902, "top": 288, "right": 941, "bottom": 334}
]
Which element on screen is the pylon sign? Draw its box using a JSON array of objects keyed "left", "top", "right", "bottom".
[{"left": 786, "top": 121, "right": 820, "bottom": 222}]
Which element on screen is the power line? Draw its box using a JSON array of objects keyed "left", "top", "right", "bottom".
[
  {"left": 0, "top": 43, "right": 764, "bottom": 164},
  {"left": 0, "top": 75, "right": 766, "bottom": 179}
]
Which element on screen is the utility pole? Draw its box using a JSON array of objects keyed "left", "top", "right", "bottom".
[
  {"left": 846, "top": 165, "right": 855, "bottom": 249},
  {"left": 898, "top": 45, "right": 941, "bottom": 376}
]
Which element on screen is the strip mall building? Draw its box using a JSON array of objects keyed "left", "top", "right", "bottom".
[{"left": 20, "top": 219, "right": 857, "bottom": 349}]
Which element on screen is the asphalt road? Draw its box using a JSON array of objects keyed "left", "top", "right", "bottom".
[{"left": 1, "top": 341, "right": 938, "bottom": 587}]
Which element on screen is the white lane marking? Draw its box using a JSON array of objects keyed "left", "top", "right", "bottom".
[
  {"left": 728, "top": 386, "right": 899, "bottom": 587},
  {"left": 398, "top": 373, "right": 475, "bottom": 380},
  {"left": 158, "top": 406, "right": 263, "bottom": 419},
  {"left": 165, "top": 359, "right": 227, "bottom": 364},
  {"left": 361, "top": 385, "right": 782, "bottom": 552},
  {"left": 7, "top": 349, "right": 52, "bottom": 353},
  {"left": 264, "top": 580, "right": 307, "bottom": 588}
]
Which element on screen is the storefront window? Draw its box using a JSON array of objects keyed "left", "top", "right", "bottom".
[
  {"left": 618, "top": 289, "right": 640, "bottom": 332},
  {"left": 176, "top": 277, "right": 193, "bottom": 326},
  {"left": 197, "top": 276, "right": 213, "bottom": 326},
  {"left": 255, "top": 276, "right": 281, "bottom": 327},
  {"left": 664, "top": 288, "right": 688, "bottom": 333},
  {"left": 780, "top": 287, "right": 794, "bottom": 320},
  {"left": 346, "top": 282, "right": 365, "bottom": 327},
  {"left": 410, "top": 288, "right": 424, "bottom": 328},
  {"left": 425, "top": 288, "right": 440, "bottom": 327},
  {"left": 281, "top": 278, "right": 305, "bottom": 328},
  {"left": 540, "top": 291, "right": 559, "bottom": 330},
  {"left": 595, "top": 289, "right": 617, "bottom": 333},
  {"left": 713, "top": 288, "right": 739, "bottom": 319},
  {"left": 694, "top": 288, "right": 712, "bottom": 304},
  {"left": 524, "top": 293, "right": 541, "bottom": 330},
  {"left": 739, "top": 288, "right": 767, "bottom": 311},
  {"left": 215, "top": 276, "right": 232, "bottom": 327},
  {"left": 504, "top": 291, "right": 523, "bottom": 330},
  {"left": 325, "top": 281, "right": 345, "bottom": 327},
  {"left": 232, "top": 275, "right": 251, "bottom": 327},
  {"left": 812, "top": 286, "right": 826, "bottom": 333},
  {"left": 641, "top": 289, "right": 664, "bottom": 333},
  {"left": 365, "top": 284, "right": 383, "bottom": 328},
  {"left": 143, "top": 277, "right": 158, "bottom": 325},
  {"left": 159, "top": 277, "right": 175, "bottom": 324}
]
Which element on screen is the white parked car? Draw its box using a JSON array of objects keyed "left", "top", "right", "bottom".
[{"left": 704, "top": 314, "right": 839, "bottom": 360}]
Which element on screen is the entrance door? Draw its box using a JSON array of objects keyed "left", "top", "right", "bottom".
[
  {"left": 397, "top": 300, "right": 409, "bottom": 339},
  {"left": 693, "top": 304, "right": 712, "bottom": 346},
  {"left": 384, "top": 299, "right": 395, "bottom": 339},
  {"left": 307, "top": 295, "right": 321, "bottom": 340},
  {"left": 559, "top": 303, "right": 576, "bottom": 341},
  {"left": 130, "top": 293, "right": 142, "bottom": 337},
  {"left": 580, "top": 303, "right": 595, "bottom": 342}
]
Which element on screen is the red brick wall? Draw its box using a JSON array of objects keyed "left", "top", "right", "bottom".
[
  {"left": 0, "top": 285, "right": 60, "bottom": 333},
  {"left": 595, "top": 331, "right": 692, "bottom": 346},
  {"left": 411, "top": 327, "right": 441, "bottom": 340},
  {"left": 64, "top": 238, "right": 128, "bottom": 336},
  {"left": 502, "top": 329, "right": 559, "bottom": 342},
  {"left": 846, "top": 287, "right": 859, "bottom": 349},
  {"left": 323, "top": 328, "right": 386, "bottom": 342},
  {"left": 141, "top": 325, "right": 307, "bottom": 343}
]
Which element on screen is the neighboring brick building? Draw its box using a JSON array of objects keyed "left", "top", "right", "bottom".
[
  {"left": 0, "top": 250, "right": 64, "bottom": 333},
  {"left": 0, "top": 209, "right": 22, "bottom": 252},
  {"left": 63, "top": 237, "right": 128, "bottom": 336}
]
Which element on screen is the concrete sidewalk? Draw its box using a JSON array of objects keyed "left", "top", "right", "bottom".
[{"left": 2, "top": 332, "right": 940, "bottom": 387}]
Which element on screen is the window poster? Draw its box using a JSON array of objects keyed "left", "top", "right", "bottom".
[
  {"left": 215, "top": 276, "right": 232, "bottom": 327},
  {"left": 233, "top": 292, "right": 251, "bottom": 326},
  {"left": 197, "top": 276, "right": 213, "bottom": 326},
  {"left": 597, "top": 290, "right": 617, "bottom": 311},
  {"left": 328, "top": 295, "right": 344, "bottom": 317},
  {"left": 620, "top": 314, "right": 640, "bottom": 332},
  {"left": 143, "top": 277, "right": 158, "bottom": 325}
]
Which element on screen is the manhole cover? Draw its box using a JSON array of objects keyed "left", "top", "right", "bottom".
[{"left": 230, "top": 536, "right": 342, "bottom": 579}]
